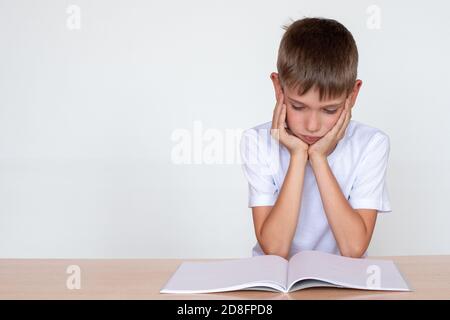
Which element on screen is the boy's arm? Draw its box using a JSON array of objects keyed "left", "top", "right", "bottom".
[
  {"left": 309, "top": 155, "right": 377, "bottom": 258},
  {"left": 306, "top": 99, "right": 377, "bottom": 258},
  {"left": 253, "top": 77, "right": 310, "bottom": 259},
  {"left": 254, "top": 153, "right": 308, "bottom": 259}
]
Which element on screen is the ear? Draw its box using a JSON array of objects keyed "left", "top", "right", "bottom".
[
  {"left": 349, "top": 80, "right": 363, "bottom": 109},
  {"left": 270, "top": 72, "right": 284, "bottom": 99}
]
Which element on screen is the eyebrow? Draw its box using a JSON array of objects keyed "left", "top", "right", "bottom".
[{"left": 287, "top": 97, "right": 345, "bottom": 109}]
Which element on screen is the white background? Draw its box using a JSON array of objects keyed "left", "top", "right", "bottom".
[{"left": 1, "top": 0, "right": 449, "bottom": 258}]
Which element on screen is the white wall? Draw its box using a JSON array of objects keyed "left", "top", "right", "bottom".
[{"left": 1, "top": 0, "right": 449, "bottom": 258}]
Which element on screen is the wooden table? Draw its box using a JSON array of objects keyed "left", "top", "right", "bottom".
[{"left": 0, "top": 256, "right": 449, "bottom": 299}]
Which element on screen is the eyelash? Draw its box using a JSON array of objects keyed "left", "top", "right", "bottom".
[{"left": 292, "top": 106, "right": 337, "bottom": 114}]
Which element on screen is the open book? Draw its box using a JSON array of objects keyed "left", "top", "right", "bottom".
[{"left": 160, "top": 250, "right": 411, "bottom": 293}]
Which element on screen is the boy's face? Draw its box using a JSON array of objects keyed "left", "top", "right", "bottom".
[{"left": 282, "top": 85, "right": 348, "bottom": 144}]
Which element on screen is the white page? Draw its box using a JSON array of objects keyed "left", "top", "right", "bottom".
[
  {"left": 287, "top": 251, "right": 411, "bottom": 291},
  {"left": 160, "top": 255, "right": 288, "bottom": 293}
]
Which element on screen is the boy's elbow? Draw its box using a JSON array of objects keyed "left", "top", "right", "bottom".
[
  {"left": 260, "top": 243, "right": 290, "bottom": 259},
  {"left": 257, "top": 230, "right": 291, "bottom": 259},
  {"left": 340, "top": 244, "right": 366, "bottom": 258}
]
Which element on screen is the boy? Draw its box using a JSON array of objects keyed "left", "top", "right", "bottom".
[{"left": 240, "top": 17, "right": 392, "bottom": 260}]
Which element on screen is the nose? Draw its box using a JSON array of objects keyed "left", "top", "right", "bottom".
[{"left": 306, "top": 113, "right": 320, "bottom": 134}]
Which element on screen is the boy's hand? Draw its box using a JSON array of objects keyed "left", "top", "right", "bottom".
[
  {"left": 308, "top": 97, "right": 352, "bottom": 160},
  {"left": 270, "top": 91, "right": 309, "bottom": 158}
]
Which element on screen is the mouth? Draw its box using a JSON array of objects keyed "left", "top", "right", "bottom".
[{"left": 301, "top": 135, "right": 320, "bottom": 144}]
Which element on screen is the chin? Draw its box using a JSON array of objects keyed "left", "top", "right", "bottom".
[
  {"left": 295, "top": 135, "right": 311, "bottom": 145},
  {"left": 302, "top": 140, "right": 315, "bottom": 145},
  {"left": 300, "top": 134, "right": 321, "bottom": 144}
]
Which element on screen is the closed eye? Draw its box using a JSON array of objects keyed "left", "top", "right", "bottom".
[{"left": 292, "top": 105, "right": 338, "bottom": 114}]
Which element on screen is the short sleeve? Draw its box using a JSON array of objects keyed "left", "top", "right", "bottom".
[
  {"left": 240, "top": 129, "right": 278, "bottom": 208},
  {"left": 348, "top": 132, "right": 392, "bottom": 213}
]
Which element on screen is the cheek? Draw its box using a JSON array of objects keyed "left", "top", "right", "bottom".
[
  {"left": 324, "top": 114, "right": 340, "bottom": 131},
  {"left": 286, "top": 109, "right": 303, "bottom": 127},
  {"left": 332, "top": 113, "right": 342, "bottom": 125}
]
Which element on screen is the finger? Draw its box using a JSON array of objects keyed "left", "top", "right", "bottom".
[
  {"left": 271, "top": 101, "right": 278, "bottom": 129},
  {"left": 339, "top": 98, "right": 351, "bottom": 124},
  {"left": 271, "top": 73, "right": 283, "bottom": 99},
  {"left": 337, "top": 102, "right": 352, "bottom": 138},
  {"left": 275, "top": 104, "right": 288, "bottom": 142},
  {"left": 271, "top": 106, "right": 282, "bottom": 142},
  {"left": 278, "top": 104, "right": 287, "bottom": 129},
  {"left": 337, "top": 117, "right": 348, "bottom": 139},
  {"left": 329, "top": 100, "right": 349, "bottom": 137},
  {"left": 271, "top": 93, "right": 284, "bottom": 130}
]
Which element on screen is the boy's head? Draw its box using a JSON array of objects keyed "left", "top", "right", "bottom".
[{"left": 271, "top": 17, "right": 362, "bottom": 143}]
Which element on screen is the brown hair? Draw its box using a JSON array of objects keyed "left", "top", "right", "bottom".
[{"left": 277, "top": 17, "right": 358, "bottom": 101}]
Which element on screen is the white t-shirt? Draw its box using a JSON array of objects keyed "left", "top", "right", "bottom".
[{"left": 239, "top": 119, "right": 392, "bottom": 259}]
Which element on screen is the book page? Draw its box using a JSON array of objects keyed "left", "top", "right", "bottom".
[
  {"left": 287, "top": 251, "right": 410, "bottom": 291},
  {"left": 161, "top": 255, "right": 288, "bottom": 293}
]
